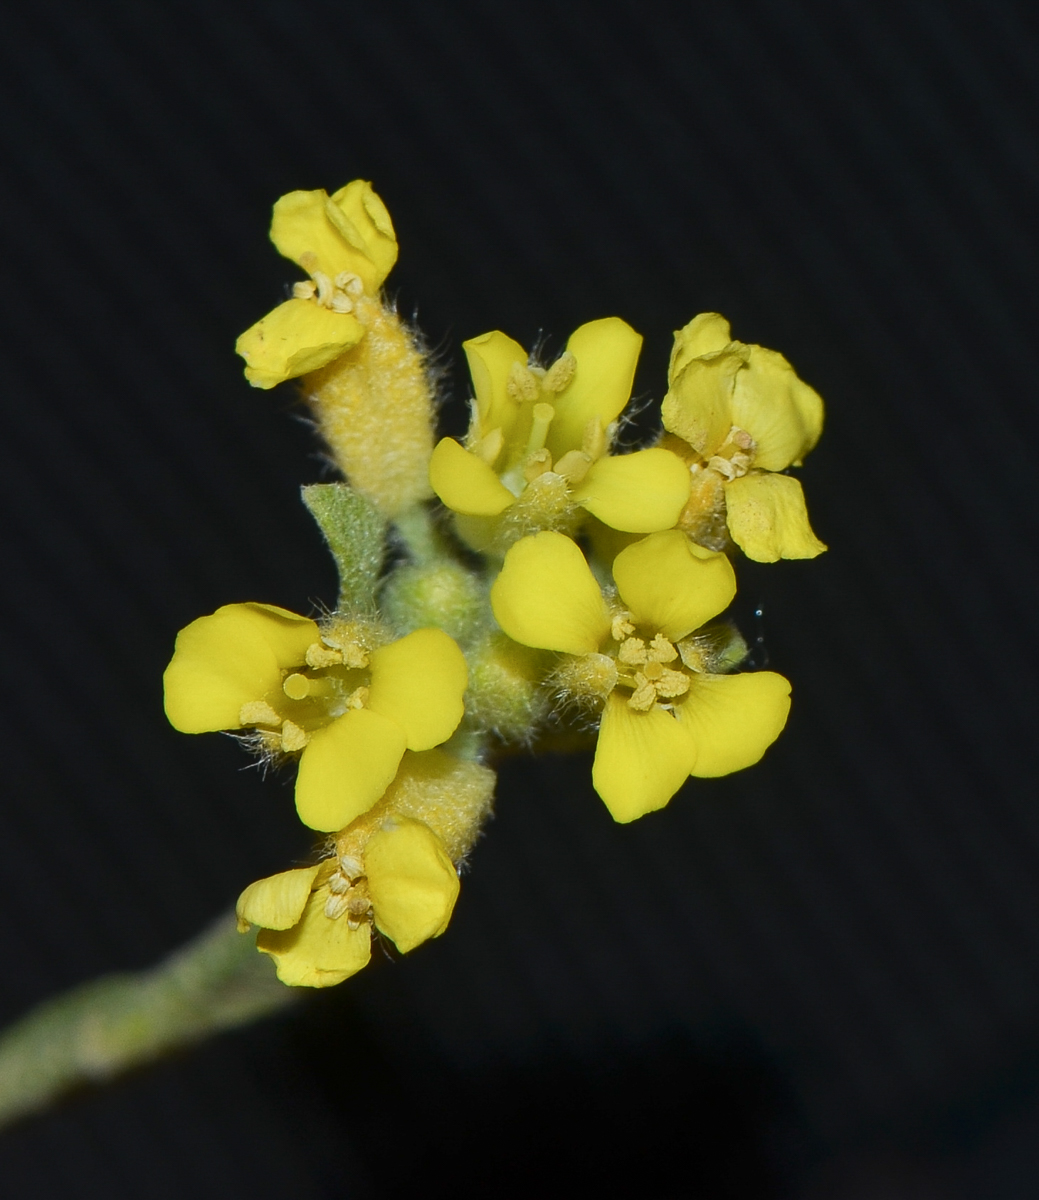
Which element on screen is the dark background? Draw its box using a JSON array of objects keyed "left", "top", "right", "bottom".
[{"left": 1, "top": 1, "right": 1038, "bottom": 1195}]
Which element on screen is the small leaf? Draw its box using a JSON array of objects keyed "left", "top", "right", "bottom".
[{"left": 302, "top": 483, "right": 386, "bottom": 612}]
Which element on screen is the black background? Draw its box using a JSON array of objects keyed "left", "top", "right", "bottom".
[{"left": 2, "top": 1, "right": 1038, "bottom": 1196}]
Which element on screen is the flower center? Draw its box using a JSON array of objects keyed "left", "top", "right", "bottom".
[
  {"left": 610, "top": 616, "right": 692, "bottom": 712},
  {"left": 495, "top": 355, "right": 608, "bottom": 497},
  {"left": 705, "top": 424, "right": 756, "bottom": 481},
  {"left": 323, "top": 854, "right": 373, "bottom": 928},
  {"left": 292, "top": 258, "right": 364, "bottom": 314},
  {"left": 238, "top": 631, "right": 372, "bottom": 754}
]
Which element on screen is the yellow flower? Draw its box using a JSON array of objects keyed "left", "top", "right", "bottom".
[
  {"left": 235, "top": 181, "right": 398, "bottom": 389},
  {"left": 163, "top": 603, "right": 467, "bottom": 832},
  {"left": 236, "top": 815, "right": 460, "bottom": 987},
  {"left": 428, "top": 319, "right": 690, "bottom": 550},
  {"left": 490, "top": 530, "right": 791, "bottom": 822},
  {"left": 661, "top": 313, "right": 827, "bottom": 562}
]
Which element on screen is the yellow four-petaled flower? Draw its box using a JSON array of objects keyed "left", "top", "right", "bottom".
[
  {"left": 491, "top": 530, "right": 792, "bottom": 822},
  {"left": 661, "top": 313, "right": 827, "bottom": 562},
  {"left": 163, "top": 603, "right": 467, "bottom": 832},
  {"left": 429, "top": 319, "right": 691, "bottom": 548}
]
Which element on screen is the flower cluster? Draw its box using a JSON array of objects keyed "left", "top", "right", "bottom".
[{"left": 165, "top": 180, "right": 828, "bottom": 988}]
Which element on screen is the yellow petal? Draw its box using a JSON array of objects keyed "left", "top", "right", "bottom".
[
  {"left": 324, "top": 180, "right": 398, "bottom": 292},
  {"left": 547, "top": 318, "right": 642, "bottom": 460},
  {"left": 668, "top": 313, "right": 732, "bottom": 382},
  {"left": 463, "top": 330, "right": 528, "bottom": 442},
  {"left": 612, "top": 531, "right": 736, "bottom": 640},
  {"left": 294, "top": 709, "right": 407, "bottom": 832},
  {"left": 429, "top": 437, "right": 515, "bottom": 516},
  {"left": 677, "top": 671, "right": 791, "bottom": 777},
  {"left": 573, "top": 448, "right": 691, "bottom": 532},
  {"left": 235, "top": 298, "right": 365, "bottom": 389},
  {"left": 268, "top": 182, "right": 397, "bottom": 291},
  {"left": 366, "top": 818, "right": 460, "bottom": 953},
  {"left": 730, "top": 344, "right": 824, "bottom": 470},
  {"left": 591, "top": 693, "right": 694, "bottom": 822},
  {"left": 257, "top": 888, "right": 371, "bottom": 988},
  {"left": 236, "top": 865, "right": 321, "bottom": 932},
  {"left": 661, "top": 346, "right": 744, "bottom": 458},
  {"left": 163, "top": 603, "right": 319, "bottom": 733},
  {"left": 491, "top": 531, "right": 610, "bottom": 654},
  {"left": 724, "top": 473, "right": 827, "bottom": 562},
  {"left": 367, "top": 628, "right": 468, "bottom": 751}
]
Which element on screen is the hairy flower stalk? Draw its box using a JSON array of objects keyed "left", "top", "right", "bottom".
[{"left": 0, "top": 179, "right": 828, "bottom": 1127}]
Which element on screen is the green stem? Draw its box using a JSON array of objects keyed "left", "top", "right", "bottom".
[
  {"left": 392, "top": 503, "right": 446, "bottom": 566},
  {"left": 0, "top": 913, "right": 294, "bottom": 1130}
]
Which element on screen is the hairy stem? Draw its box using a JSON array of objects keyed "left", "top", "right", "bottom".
[{"left": 0, "top": 913, "right": 294, "bottom": 1129}]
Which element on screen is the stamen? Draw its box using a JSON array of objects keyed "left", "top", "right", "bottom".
[
  {"left": 647, "top": 634, "right": 678, "bottom": 663},
  {"left": 654, "top": 668, "right": 690, "bottom": 699},
  {"left": 280, "top": 720, "right": 309, "bottom": 752},
  {"left": 553, "top": 450, "right": 592, "bottom": 484},
  {"left": 506, "top": 362, "right": 542, "bottom": 404},
  {"left": 627, "top": 678, "right": 658, "bottom": 711},
  {"left": 582, "top": 418, "right": 607, "bottom": 461},
  {"left": 312, "top": 271, "right": 334, "bottom": 306},
  {"left": 618, "top": 637, "right": 648, "bottom": 666},
  {"left": 611, "top": 613, "right": 635, "bottom": 641},
  {"left": 338, "top": 854, "right": 363, "bottom": 879},
  {"left": 523, "top": 449, "right": 552, "bottom": 482},
  {"left": 292, "top": 280, "right": 317, "bottom": 300},
  {"left": 341, "top": 642, "right": 369, "bottom": 669},
  {"left": 324, "top": 893, "right": 350, "bottom": 920},
  {"left": 345, "top": 685, "right": 369, "bottom": 710},
  {"left": 335, "top": 272, "right": 364, "bottom": 297},
  {"left": 329, "top": 291, "right": 354, "bottom": 314},
  {"left": 239, "top": 700, "right": 282, "bottom": 727},
  {"left": 543, "top": 350, "right": 576, "bottom": 393},
  {"left": 475, "top": 427, "right": 504, "bottom": 465},
  {"left": 327, "top": 874, "right": 351, "bottom": 894},
  {"left": 306, "top": 641, "right": 343, "bottom": 669}
]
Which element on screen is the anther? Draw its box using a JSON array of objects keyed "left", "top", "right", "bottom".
[
  {"left": 312, "top": 271, "right": 334, "bottom": 306},
  {"left": 506, "top": 362, "right": 541, "bottom": 404},
  {"left": 306, "top": 641, "right": 343, "bottom": 669},
  {"left": 324, "top": 893, "right": 350, "bottom": 920},
  {"left": 239, "top": 700, "right": 282, "bottom": 727},
  {"left": 611, "top": 613, "right": 635, "bottom": 641},
  {"left": 338, "top": 854, "right": 363, "bottom": 880},
  {"left": 647, "top": 634, "right": 678, "bottom": 663},
  {"left": 553, "top": 450, "right": 592, "bottom": 484},
  {"left": 523, "top": 448, "right": 552, "bottom": 482},
  {"left": 292, "top": 280, "right": 317, "bottom": 300},
  {"left": 329, "top": 292, "right": 354, "bottom": 314},
  {"left": 345, "top": 685, "right": 369, "bottom": 710},
  {"left": 618, "top": 637, "right": 648, "bottom": 666},
  {"left": 335, "top": 272, "right": 364, "bottom": 297},
  {"left": 543, "top": 350, "right": 576, "bottom": 393},
  {"left": 280, "top": 720, "right": 309, "bottom": 752}
]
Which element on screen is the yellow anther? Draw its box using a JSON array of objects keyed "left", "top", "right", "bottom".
[
  {"left": 324, "top": 892, "right": 350, "bottom": 920},
  {"left": 239, "top": 699, "right": 282, "bottom": 727},
  {"left": 611, "top": 613, "right": 635, "bottom": 641},
  {"left": 345, "top": 685, "right": 369, "bottom": 710},
  {"left": 618, "top": 637, "right": 648, "bottom": 665},
  {"left": 474, "top": 426, "right": 504, "bottom": 465},
  {"left": 334, "top": 272, "right": 364, "bottom": 296},
  {"left": 305, "top": 641, "right": 343, "bottom": 669},
  {"left": 280, "top": 719, "right": 309, "bottom": 752},
  {"left": 647, "top": 634, "right": 678, "bottom": 663},
  {"left": 655, "top": 669, "right": 691, "bottom": 699},
  {"left": 282, "top": 673, "right": 311, "bottom": 701},
  {"left": 341, "top": 642, "right": 369, "bottom": 669},
  {"left": 338, "top": 854, "right": 364, "bottom": 879},
  {"left": 523, "top": 448, "right": 553, "bottom": 482},
  {"left": 731, "top": 426, "right": 755, "bottom": 452},
  {"left": 292, "top": 280, "right": 317, "bottom": 300},
  {"left": 582, "top": 418, "right": 607, "bottom": 461},
  {"left": 329, "top": 291, "right": 354, "bottom": 314},
  {"left": 312, "top": 271, "right": 334, "bottom": 306},
  {"left": 627, "top": 678, "right": 658, "bottom": 711},
  {"left": 507, "top": 362, "right": 541, "bottom": 404},
  {"left": 542, "top": 350, "right": 576, "bottom": 393},
  {"left": 553, "top": 449, "right": 592, "bottom": 484},
  {"left": 327, "top": 873, "right": 351, "bottom": 895}
]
